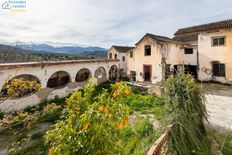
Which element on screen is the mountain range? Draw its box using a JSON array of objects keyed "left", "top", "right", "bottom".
[
  {"left": 0, "top": 43, "right": 107, "bottom": 63},
  {"left": 20, "top": 43, "right": 107, "bottom": 54}
]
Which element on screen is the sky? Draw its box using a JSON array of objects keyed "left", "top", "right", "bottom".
[{"left": 0, "top": 0, "right": 232, "bottom": 48}]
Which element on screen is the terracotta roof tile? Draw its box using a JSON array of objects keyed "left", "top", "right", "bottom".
[
  {"left": 135, "top": 33, "right": 185, "bottom": 45},
  {"left": 174, "top": 19, "right": 232, "bottom": 35},
  {"left": 173, "top": 34, "right": 198, "bottom": 42}
]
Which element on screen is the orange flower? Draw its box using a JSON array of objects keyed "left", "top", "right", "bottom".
[
  {"left": 104, "top": 108, "right": 109, "bottom": 114},
  {"left": 66, "top": 102, "right": 71, "bottom": 107},
  {"left": 113, "top": 92, "right": 118, "bottom": 97},
  {"left": 124, "top": 119, "right": 129, "bottom": 125},
  {"left": 83, "top": 123, "right": 89, "bottom": 130},
  {"left": 76, "top": 106, "right": 80, "bottom": 111},
  {"left": 49, "top": 148, "right": 53, "bottom": 155},
  {"left": 125, "top": 89, "right": 130, "bottom": 96},
  {"left": 117, "top": 123, "right": 123, "bottom": 129},
  {"left": 99, "top": 105, "right": 104, "bottom": 111}
]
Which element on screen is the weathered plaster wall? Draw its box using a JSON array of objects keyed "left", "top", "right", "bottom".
[
  {"left": 127, "top": 36, "right": 182, "bottom": 84},
  {"left": 198, "top": 29, "right": 232, "bottom": 83},
  {"left": 108, "top": 47, "right": 128, "bottom": 75},
  {"left": 0, "top": 60, "right": 119, "bottom": 112},
  {"left": 179, "top": 47, "right": 198, "bottom": 66}
]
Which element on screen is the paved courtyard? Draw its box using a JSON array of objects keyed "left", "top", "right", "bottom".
[{"left": 202, "top": 83, "right": 232, "bottom": 131}]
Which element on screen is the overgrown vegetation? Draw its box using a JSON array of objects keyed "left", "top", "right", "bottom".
[
  {"left": 0, "top": 81, "right": 163, "bottom": 154},
  {"left": 0, "top": 97, "right": 66, "bottom": 155},
  {"left": 222, "top": 132, "right": 232, "bottom": 154},
  {"left": 163, "top": 69, "right": 210, "bottom": 154},
  {"left": 45, "top": 82, "right": 131, "bottom": 154},
  {"left": 0, "top": 78, "right": 41, "bottom": 99}
]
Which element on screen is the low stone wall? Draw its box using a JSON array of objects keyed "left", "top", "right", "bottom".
[
  {"left": 0, "top": 81, "right": 86, "bottom": 112},
  {"left": 126, "top": 82, "right": 161, "bottom": 96}
]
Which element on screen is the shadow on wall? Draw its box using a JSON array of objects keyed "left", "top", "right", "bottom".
[{"left": 0, "top": 67, "right": 109, "bottom": 112}]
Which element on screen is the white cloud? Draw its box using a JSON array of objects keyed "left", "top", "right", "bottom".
[{"left": 0, "top": 0, "right": 232, "bottom": 48}]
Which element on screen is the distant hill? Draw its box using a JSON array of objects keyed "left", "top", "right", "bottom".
[
  {"left": 21, "top": 43, "right": 107, "bottom": 54},
  {"left": 0, "top": 44, "right": 107, "bottom": 63}
]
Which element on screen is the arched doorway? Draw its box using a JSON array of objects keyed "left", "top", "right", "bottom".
[
  {"left": 94, "top": 67, "right": 106, "bottom": 79},
  {"left": 47, "top": 71, "right": 71, "bottom": 88},
  {"left": 95, "top": 67, "right": 107, "bottom": 83},
  {"left": 75, "top": 68, "right": 91, "bottom": 82},
  {"left": 109, "top": 65, "right": 118, "bottom": 81}
]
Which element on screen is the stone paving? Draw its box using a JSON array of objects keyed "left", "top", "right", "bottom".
[{"left": 202, "top": 83, "right": 232, "bottom": 131}]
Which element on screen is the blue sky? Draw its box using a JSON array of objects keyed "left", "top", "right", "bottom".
[{"left": 0, "top": 0, "right": 232, "bottom": 48}]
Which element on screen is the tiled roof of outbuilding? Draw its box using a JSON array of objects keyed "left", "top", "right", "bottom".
[
  {"left": 111, "top": 45, "right": 134, "bottom": 53},
  {"left": 135, "top": 33, "right": 185, "bottom": 45},
  {"left": 174, "top": 19, "right": 232, "bottom": 35},
  {"left": 173, "top": 34, "right": 198, "bottom": 42}
]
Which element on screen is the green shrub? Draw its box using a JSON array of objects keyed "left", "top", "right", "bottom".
[
  {"left": 222, "top": 132, "right": 232, "bottom": 155},
  {"left": 163, "top": 69, "right": 210, "bottom": 154},
  {"left": 0, "top": 78, "right": 41, "bottom": 99},
  {"left": 45, "top": 82, "right": 131, "bottom": 154},
  {"left": 0, "top": 111, "right": 4, "bottom": 120}
]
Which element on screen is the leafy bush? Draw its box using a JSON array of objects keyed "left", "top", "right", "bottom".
[
  {"left": 0, "top": 111, "right": 4, "bottom": 120},
  {"left": 0, "top": 78, "right": 41, "bottom": 99},
  {"left": 45, "top": 82, "right": 131, "bottom": 154}
]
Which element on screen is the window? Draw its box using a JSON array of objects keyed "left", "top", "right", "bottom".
[
  {"left": 130, "top": 71, "right": 136, "bottom": 81},
  {"left": 144, "top": 45, "right": 151, "bottom": 56},
  {"left": 130, "top": 51, "right": 133, "bottom": 58},
  {"left": 114, "top": 54, "right": 117, "bottom": 59},
  {"left": 122, "top": 56, "right": 125, "bottom": 61},
  {"left": 212, "top": 63, "right": 225, "bottom": 77},
  {"left": 212, "top": 37, "right": 226, "bottom": 46},
  {"left": 109, "top": 53, "right": 112, "bottom": 59},
  {"left": 184, "top": 48, "right": 193, "bottom": 54}
]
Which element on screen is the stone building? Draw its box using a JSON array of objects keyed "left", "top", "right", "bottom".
[
  {"left": 174, "top": 19, "right": 232, "bottom": 83},
  {"left": 108, "top": 45, "right": 134, "bottom": 78},
  {"left": 111, "top": 18, "right": 232, "bottom": 84}
]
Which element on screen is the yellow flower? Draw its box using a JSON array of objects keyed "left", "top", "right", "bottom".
[
  {"left": 113, "top": 92, "right": 118, "bottom": 97},
  {"left": 124, "top": 118, "right": 129, "bottom": 125},
  {"left": 104, "top": 108, "right": 109, "bottom": 114},
  {"left": 117, "top": 123, "right": 123, "bottom": 129},
  {"left": 66, "top": 102, "right": 71, "bottom": 107},
  {"left": 76, "top": 106, "right": 80, "bottom": 111},
  {"left": 83, "top": 123, "right": 89, "bottom": 130},
  {"left": 99, "top": 105, "right": 104, "bottom": 111},
  {"left": 125, "top": 89, "right": 130, "bottom": 96}
]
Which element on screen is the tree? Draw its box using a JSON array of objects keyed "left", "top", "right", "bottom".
[
  {"left": 45, "top": 81, "right": 131, "bottom": 154},
  {"left": 162, "top": 69, "right": 210, "bottom": 155}
]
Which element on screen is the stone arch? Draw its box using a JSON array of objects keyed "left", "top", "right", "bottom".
[
  {"left": 75, "top": 68, "right": 92, "bottom": 82},
  {"left": 94, "top": 66, "right": 107, "bottom": 84},
  {"left": 109, "top": 65, "right": 118, "bottom": 81},
  {"left": 47, "top": 71, "right": 71, "bottom": 88},
  {"left": 0, "top": 74, "right": 41, "bottom": 97}
]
